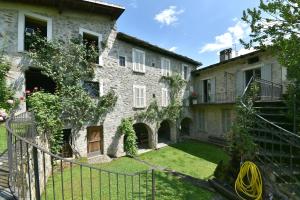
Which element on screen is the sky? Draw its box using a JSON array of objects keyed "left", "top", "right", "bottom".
[{"left": 107, "top": 0, "right": 260, "bottom": 67}]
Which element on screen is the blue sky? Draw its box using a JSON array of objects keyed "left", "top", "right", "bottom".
[{"left": 108, "top": 0, "right": 260, "bottom": 67}]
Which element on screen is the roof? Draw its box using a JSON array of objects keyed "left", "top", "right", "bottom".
[
  {"left": 192, "top": 49, "right": 264, "bottom": 75},
  {"left": 7, "top": 0, "right": 125, "bottom": 19},
  {"left": 117, "top": 32, "right": 202, "bottom": 66}
]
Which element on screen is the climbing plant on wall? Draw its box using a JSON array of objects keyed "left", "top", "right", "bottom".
[
  {"left": 118, "top": 118, "right": 138, "bottom": 156},
  {"left": 27, "top": 34, "right": 117, "bottom": 153},
  {"left": 135, "top": 74, "right": 186, "bottom": 124}
]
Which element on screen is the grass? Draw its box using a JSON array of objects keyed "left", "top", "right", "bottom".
[
  {"left": 0, "top": 123, "right": 7, "bottom": 152},
  {"left": 139, "top": 140, "right": 229, "bottom": 179},
  {"left": 44, "top": 140, "right": 228, "bottom": 200}
]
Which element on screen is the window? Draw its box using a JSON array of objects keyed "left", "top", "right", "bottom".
[
  {"left": 83, "top": 81, "right": 100, "bottom": 98},
  {"left": 222, "top": 109, "right": 232, "bottom": 133},
  {"left": 198, "top": 110, "right": 205, "bottom": 131},
  {"left": 133, "top": 85, "right": 146, "bottom": 108},
  {"left": 132, "top": 49, "right": 145, "bottom": 73},
  {"left": 79, "top": 28, "right": 102, "bottom": 65},
  {"left": 161, "top": 88, "right": 170, "bottom": 107},
  {"left": 161, "top": 58, "right": 171, "bottom": 76},
  {"left": 245, "top": 68, "right": 261, "bottom": 86},
  {"left": 18, "top": 12, "right": 52, "bottom": 52},
  {"left": 203, "top": 79, "right": 212, "bottom": 102},
  {"left": 119, "top": 56, "right": 126, "bottom": 67},
  {"left": 182, "top": 65, "right": 189, "bottom": 80}
]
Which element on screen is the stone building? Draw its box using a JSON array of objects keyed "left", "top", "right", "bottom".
[
  {"left": 0, "top": 0, "right": 200, "bottom": 160},
  {"left": 189, "top": 49, "right": 287, "bottom": 143}
]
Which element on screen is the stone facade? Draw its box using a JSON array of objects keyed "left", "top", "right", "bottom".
[
  {"left": 0, "top": 1, "right": 198, "bottom": 158},
  {"left": 190, "top": 51, "right": 287, "bottom": 140}
]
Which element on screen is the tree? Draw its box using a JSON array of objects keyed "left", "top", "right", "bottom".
[{"left": 242, "top": 0, "right": 300, "bottom": 132}]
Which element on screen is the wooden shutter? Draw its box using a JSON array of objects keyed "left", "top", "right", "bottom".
[
  {"left": 210, "top": 77, "right": 216, "bottom": 102},
  {"left": 132, "top": 49, "right": 137, "bottom": 71},
  {"left": 167, "top": 59, "right": 171, "bottom": 76},
  {"left": 198, "top": 80, "right": 203, "bottom": 102},
  {"left": 235, "top": 70, "right": 244, "bottom": 97},
  {"left": 261, "top": 63, "right": 272, "bottom": 82},
  {"left": 99, "top": 80, "right": 104, "bottom": 97}
]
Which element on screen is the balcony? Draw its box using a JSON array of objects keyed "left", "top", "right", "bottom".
[{"left": 190, "top": 92, "right": 236, "bottom": 105}]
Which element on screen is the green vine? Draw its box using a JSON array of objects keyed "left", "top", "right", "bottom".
[
  {"left": 135, "top": 74, "right": 186, "bottom": 124},
  {"left": 118, "top": 118, "right": 138, "bottom": 156},
  {"left": 27, "top": 35, "right": 117, "bottom": 153}
]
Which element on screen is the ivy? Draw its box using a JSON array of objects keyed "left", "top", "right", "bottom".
[
  {"left": 27, "top": 35, "right": 117, "bottom": 153},
  {"left": 135, "top": 74, "right": 186, "bottom": 124},
  {"left": 119, "top": 118, "right": 138, "bottom": 156}
]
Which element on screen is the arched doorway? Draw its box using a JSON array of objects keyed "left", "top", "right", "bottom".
[
  {"left": 133, "top": 123, "right": 151, "bottom": 149},
  {"left": 158, "top": 120, "right": 171, "bottom": 143},
  {"left": 181, "top": 118, "right": 192, "bottom": 136}
]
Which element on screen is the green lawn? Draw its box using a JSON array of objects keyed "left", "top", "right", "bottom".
[
  {"left": 139, "top": 140, "right": 229, "bottom": 179},
  {"left": 44, "top": 140, "right": 228, "bottom": 200},
  {"left": 45, "top": 157, "right": 212, "bottom": 200},
  {"left": 0, "top": 123, "right": 7, "bottom": 152}
]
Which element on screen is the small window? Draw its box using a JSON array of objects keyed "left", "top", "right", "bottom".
[
  {"left": 24, "top": 16, "right": 47, "bottom": 51},
  {"left": 161, "top": 58, "right": 171, "bottom": 76},
  {"left": 132, "top": 49, "right": 145, "bottom": 73},
  {"left": 133, "top": 85, "right": 146, "bottom": 108},
  {"left": 83, "top": 32, "right": 99, "bottom": 64},
  {"left": 83, "top": 81, "right": 100, "bottom": 98},
  {"left": 182, "top": 65, "right": 189, "bottom": 80},
  {"left": 161, "top": 88, "right": 170, "bottom": 107},
  {"left": 248, "top": 56, "right": 259, "bottom": 64},
  {"left": 119, "top": 56, "right": 126, "bottom": 67},
  {"left": 222, "top": 109, "right": 232, "bottom": 133}
]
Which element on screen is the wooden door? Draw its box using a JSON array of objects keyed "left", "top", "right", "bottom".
[{"left": 87, "top": 126, "right": 102, "bottom": 153}]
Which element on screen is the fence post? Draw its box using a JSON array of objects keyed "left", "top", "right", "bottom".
[
  {"left": 33, "top": 146, "right": 41, "bottom": 200},
  {"left": 7, "top": 127, "right": 13, "bottom": 184},
  {"left": 293, "top": 93, "right": 297, "bottom": 134},
  {"left": 152, "top": 169, "right": 156, "bottom": 200}
]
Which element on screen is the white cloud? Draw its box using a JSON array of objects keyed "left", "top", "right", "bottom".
[
  {"left": 129, "top": 0, "right": 137, "bottom": 8},
  {"left": 199, "top": 21, "right": 250, "bottom": 53},
  {"left": 169, "top": 46, "right": 178, "bottom": 52},
  {"left": 154, "top": 6, "right": 184, "bottom": 26}
]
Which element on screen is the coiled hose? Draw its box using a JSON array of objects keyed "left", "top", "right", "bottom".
[{"left": 235, "top": 161, "right": 263, "bottom": 200}]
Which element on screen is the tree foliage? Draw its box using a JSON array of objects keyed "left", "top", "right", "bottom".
[
  {"left": 27, "top": 35, "right": 117, "bottom": 153},
  {"left": 119, "top": 118, "right": 138, "bottom": 156},
  {"left": 242, "top": 0, "right": 300, "bottom": 133}
]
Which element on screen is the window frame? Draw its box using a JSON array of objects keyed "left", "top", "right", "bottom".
[
  {"left": 79, "top": 28, "right": 103, "bottom": 65},
  {"left": 119, "top": 55, "right": 126, "bottom": 67},
  {"left": 161, "top": 88, "right": 170, "bottom": 107},
  {"left": 161, "top": 57, "right": 171, "bottom": 77},
  {"left": 133, "top": 85, "right": 146, "bottom": 108},
  {"left": 182, "top": 64, "right": 190, "bottom": 80},
  {"left": 222, "top": 109, "right": 232, "bottom": 133},
  {"left": 132, "top": 48, "right": 146, "bottom": 73},
  {"left": 18, "top": 11, "right": 52, "bottom": 52}
]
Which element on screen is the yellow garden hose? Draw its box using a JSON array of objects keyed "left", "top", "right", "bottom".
[{"left": 235, "top": 161, "right": 263, "bottom": 200}]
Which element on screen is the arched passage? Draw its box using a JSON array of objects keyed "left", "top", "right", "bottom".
[
  {"left": 181, "top": 118, "right": 193, "bottom": 136},
  {"left": 158, "top": 120, "right": 171, "bottom": 143},
  {"left": 133, "top": 123, "right": 152, "bottom": 149}
]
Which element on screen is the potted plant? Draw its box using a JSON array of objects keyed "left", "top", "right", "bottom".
[{"left": 190, "top": 92, "right": 198, "bottom": 105}]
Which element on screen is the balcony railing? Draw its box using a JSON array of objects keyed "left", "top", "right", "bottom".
[
  {"left": 254, "top": 78, "right": 283, "bottom": 101},
  {"left": 190, "top": 92, "right": 236, "bottom": 105}
]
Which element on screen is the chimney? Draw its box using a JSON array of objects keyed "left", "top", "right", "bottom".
[{"left": 220, "top": 48, "right": 232, "bottom": 62}]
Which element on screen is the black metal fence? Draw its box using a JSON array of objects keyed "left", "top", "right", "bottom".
[
  {"left": 191, "top": 92, "right": 236, "bottom": 105},
  {"left": 255, "top": 78, "right": 283, "bottom": 101},
  {"left": 6, "top": 112, "right": 156, "bottom": 200}
]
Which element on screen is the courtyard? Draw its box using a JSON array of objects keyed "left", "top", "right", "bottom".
[{"left": 44, "top": 140, "right": 229, "bottom": 200}]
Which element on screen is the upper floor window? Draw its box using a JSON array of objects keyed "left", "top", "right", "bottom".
[
  {"left": 161, "top": 88, "right": 170, "bottom": 107},
  {"left": 182, "top": 65, "right": 189, "bottom": 80},
  {"left": 83, "top": 81, "right": 100, "bottom": 98},
  {"left": 133, "top": 85, "right": 146, "bottom": 108},
  {"left": 132, "top": 49, "right": 145, "bottom": 73},
  {"left": 119, "top": 56, "right": 126, "bottom": 67},
  {"left": 18, "top": 12, "right": 52, "bottom": 52},
  {"left": 79, "top": 28, "right": 102, "bottom": 65},
  {"left": 161, "top": 58, "right": 171, "bottom": 77}
]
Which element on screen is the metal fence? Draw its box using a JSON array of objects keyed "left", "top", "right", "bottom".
[
  {"left": 255, "top": 78, "right": 283, "bottom": 101},
  {"left": 6, "top": 112, "right": 156, "bottom": 200},
  {"left": 191, "top": 92, "right": 236, "bottom": 105}
]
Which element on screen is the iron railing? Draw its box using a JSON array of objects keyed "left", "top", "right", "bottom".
[
  {"left": 254, "top": 78, "right": 283, "bottom": 101},
  {"left": 5, "top": 112, "right": 156, "bottom": 200},
  {"left": 241, "top": 77, "right": 300, "bottom": 196},
  {"left": 191, "top": 92, "right": 236, "bottom": 105}
]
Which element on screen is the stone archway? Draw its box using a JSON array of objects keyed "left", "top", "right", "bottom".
[
  {"left": 133, "top": 123, "right": 152, "bottom": 149},
  {"left": 180, "top": 118, "right": 193, "bottom": 136},
  {"left": 158, "top": 120, "right": 171, "bottom": 143}
]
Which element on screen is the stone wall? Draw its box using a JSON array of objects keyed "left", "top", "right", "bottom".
[{"left": 0, "top": 2, "right": 197, "bottom": 157}]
